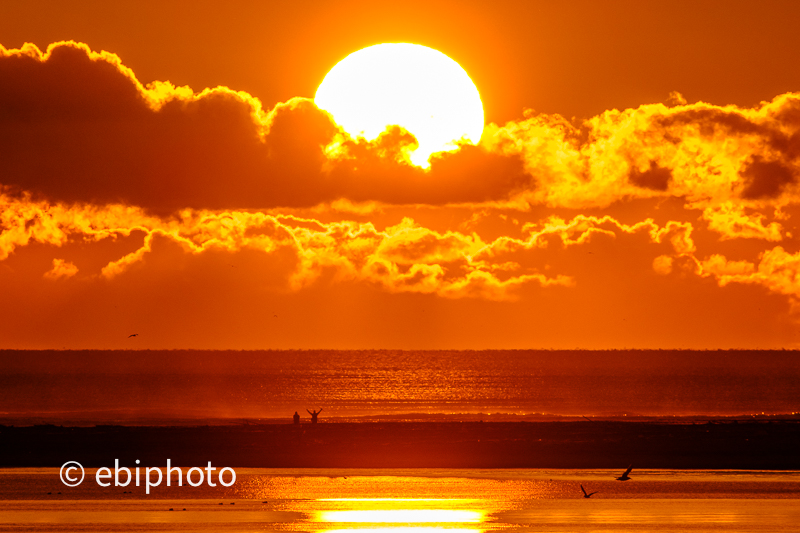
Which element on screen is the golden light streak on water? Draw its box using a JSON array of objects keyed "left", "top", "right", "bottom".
[
  {"left": 3, "top": 470, "right": 800, "bottom": 531},
  {"left": 322, "top": 529, "right": 483, "bottom": 533},
  {"left": 319, "top": 499, "right": 466, "bottom": 502},
  {"left": 318, "top": 509, "right": 483, "bottom": 523}
]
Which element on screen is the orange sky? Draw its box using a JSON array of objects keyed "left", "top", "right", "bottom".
[{"left": 2, "top": 0, "right": 800, "bottom": 349}]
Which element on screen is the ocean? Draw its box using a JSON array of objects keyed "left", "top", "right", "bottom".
[
  {"left": 2, "top": 350, "right": 800, "bottom": 424},
  {"left": 1, "top": 468, "right": 799, "bottom": 532},
  {"left": 3, "top": 350, "right": 800, "bottom": 530}
]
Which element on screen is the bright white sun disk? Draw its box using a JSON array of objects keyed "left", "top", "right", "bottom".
[{"left": 315, "top": 43, "right": 484, "bottom": 167}]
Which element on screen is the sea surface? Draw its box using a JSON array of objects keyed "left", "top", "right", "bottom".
[
  {"left": 2, "top": 350, "right": 800, "bottom": 423},
  {"left": 1, "top": 468, "right": 799, "bottom": 532}
]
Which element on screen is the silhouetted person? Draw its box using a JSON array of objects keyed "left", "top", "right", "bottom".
[
  {"left": 307, "top": 408, "right": 323, "bottom": 423},
  {"left": 293, "top": 412, "right": 300, "bottom": 424}
]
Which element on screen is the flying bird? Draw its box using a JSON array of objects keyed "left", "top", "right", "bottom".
[
  {"left": 616, "top": 464, "right": 633, "bottom": 481},
  {"left": 580, "top": 484, "right": 598, "bottom": 498},
  {"left": 128, "top": 333, "right": 139, "bottom": 338}
]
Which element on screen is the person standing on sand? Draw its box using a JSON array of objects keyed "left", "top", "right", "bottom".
[
  {"left": 307, "top": 408, "right": 323, "bottom": 423},
  {"left": 293, "top": 412, "right": 300, "bottom": 424}
]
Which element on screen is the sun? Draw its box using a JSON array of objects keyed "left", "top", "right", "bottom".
[{"left": 314, "top": 43, "right": 484, "bottom": 168}]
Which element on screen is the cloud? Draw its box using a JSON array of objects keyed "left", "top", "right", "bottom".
[
  {"left": 629, "top": 161, "right": 671, "bottom": 191},
  {"left": 0, "top": 41, "right": 336, "bottom": 211},
  {"left": 652, "top": 255, "right": 673, "bottom": 275},
  {"left": 7, "top": 39, "right": 800, "bottom": 338},
  {"left": 701, "top": 203, "right": 783, "bottom": 241},
  {"left": 5, "top": 184, "right": 800, "bottom": 347},
  {"left": 740, "top": 156, "right": 796, "bottom": 199},
  {"left": 43, "top": 258, "right": 78, "bottom": 280},
  {"left": 0, "top": 192, "right": 575, "bottom": 300},
  {"left": 483, "top": 93, "right": 800, "bottom": 215},
  {"left": 324, "top": 134, "right": 530, "bottom": 205},
  {"left": 0, "top": 41, "right": 527, "bottom": 211},
  {"left": 5, "top": 41, "right": 800, "bottom": 222},
  {"left": 698, "top": 247, "right": 800, "bottom": 307}
]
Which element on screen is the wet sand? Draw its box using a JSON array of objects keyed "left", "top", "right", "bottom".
[{"left": 2, "top": 420, "right": 799, "bottom": 469}]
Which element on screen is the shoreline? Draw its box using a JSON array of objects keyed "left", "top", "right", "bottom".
[
  {"left": 3, "top": 413, "right": 798, "bottom": 427},
  {"left": 3, "top": 420, "right": 799, "bottom": 469}
]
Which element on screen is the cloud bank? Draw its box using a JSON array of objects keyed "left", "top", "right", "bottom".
[
  {"left": 0, "top": 41, "right": 528, "bottom": 211},
  {"left": 2, "top": 41, "right": 800, "bottom": 347}
]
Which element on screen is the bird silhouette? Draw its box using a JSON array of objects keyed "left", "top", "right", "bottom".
[
  {"left": 128, "top": 333, "right": 139, "bottom": 338},
  {"left": 616, "top": 464, "right": 633, "bottom": 481},
  {"left": 580, "top": 484, "right": 598, "bottom": 498}
]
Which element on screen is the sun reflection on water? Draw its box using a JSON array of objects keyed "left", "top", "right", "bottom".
[
  {"left": 313, "top": 498, "right": 487, "bottom": 533},
  {"left": 318, "top": 509, "right": 483, "bottom": 523},
  {"left": 323, "top": 529, "right": 483, "bottom": 533}
]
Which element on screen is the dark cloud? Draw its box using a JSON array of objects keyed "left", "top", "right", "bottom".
[
  {"left": 656, "top": 108, "right": 768, "bottom": 138},
  {"left": 0, "top": 42, "right": 526, "bottom": 212},
  {"left": 0, "top": 42, "right": 338, "bottom": 211},
  {"left": 655, "top": 103, "right": 800, "bottom": 165},
  {"left": 0, "top": 42, "right": 144, "bottom": 121},
  {"left": 629, "top": 161, "right": 671, "bottom": 191},
  {"left": 327, "top": 132, "right": 530, "bottom": 205},
  {"left": 740, "top": 156, "right": 796, "bottom": 199},
  {"left": 771, "top": 97, "right": 800, "bottom": 129}
]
